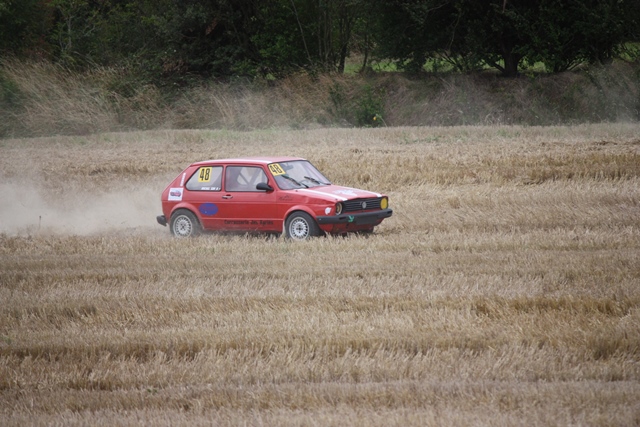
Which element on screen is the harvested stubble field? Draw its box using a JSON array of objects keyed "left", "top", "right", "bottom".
[{"left": 1, "top": 124, "right": 640, "bottom": 426}]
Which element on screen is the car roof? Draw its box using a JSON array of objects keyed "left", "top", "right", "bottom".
[{"left": 191, "top": 156, "right": 305, "bottom": 167}]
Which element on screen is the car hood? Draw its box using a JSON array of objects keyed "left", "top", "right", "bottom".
[{"left": 290, "top": 185, "right": 382, "bottom": 202}]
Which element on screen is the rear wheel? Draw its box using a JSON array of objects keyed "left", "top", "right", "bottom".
[
  {"left": 170, "top": 209, "right": 201, "bottom": 237},
  {"left": 285, "top": 212, "right": 320, "bottom": 241}
]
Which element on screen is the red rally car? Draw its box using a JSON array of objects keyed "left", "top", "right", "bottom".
[{"left": 157, "top": 157, "right": 393, "bottom": 239}]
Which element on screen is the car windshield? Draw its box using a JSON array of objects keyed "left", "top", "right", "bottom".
[{"left": 269, "top": 160, "right": 331, "bottom": 190}]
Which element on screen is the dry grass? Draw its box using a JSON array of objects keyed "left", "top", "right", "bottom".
[
  {"left": 0, "top": 61, "right": 338, "bottom": 136},
  {"left": 2, "top": 59, "right": 639, "bottom": 137},
  {"left": 1, "top": 123, "right": 640, "bottom": 426}
]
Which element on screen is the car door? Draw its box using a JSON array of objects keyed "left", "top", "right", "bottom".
[
  {"left": 218, "top": 165, "right": 279, "bottom": 232},
  {"left": 183, "top": 165, "right": 231, "bottom": 230}
]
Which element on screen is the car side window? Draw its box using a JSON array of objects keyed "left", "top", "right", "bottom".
[
  {"left": 225, "top": 166, "right": 268, "bottom": 192},
  {"left": 186, "top": 166, "right": 222, "bottom": 191}
]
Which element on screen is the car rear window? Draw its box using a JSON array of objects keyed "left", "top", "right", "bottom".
[{"left": 186, "top": 166, "right": 223, "bottom": 191}]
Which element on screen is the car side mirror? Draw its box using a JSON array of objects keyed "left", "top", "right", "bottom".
[{"left": 256, "top": 182, "right": 274, "bottom": 192}]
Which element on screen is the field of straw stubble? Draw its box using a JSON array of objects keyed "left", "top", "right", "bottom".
[{"left": 1, "top": 124, "right": 640, "bottom": 426}]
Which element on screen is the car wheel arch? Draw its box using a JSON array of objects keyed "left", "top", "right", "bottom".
[
  {"left": 284, "top": 209, "right": 322, "bottom": 240},
  {"left": 169, "top": 200, "right": 195, "bottom": 216},
  {"left": 284, "top": 205, "right": 318, "bottom": 221},
  {"left": 169, "top": 208, "right": 202, "bottom": 237},
  {"left": 283, "top": 206, "right": 321, "bottom": 229}
]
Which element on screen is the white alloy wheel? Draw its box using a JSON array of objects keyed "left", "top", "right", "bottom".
[
  {"left": 170, "top": 210, "right": 200, "bottom": 237},
  {"left": 285, "top": 212, "right": 319, "bottom": 240}
]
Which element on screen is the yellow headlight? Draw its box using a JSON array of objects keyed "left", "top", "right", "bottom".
[
  {"left": 335, "top": 202, "right": 343, "bottom": 215},
  {"left": 380, "top": 197, "right": 388, "bottom": 210}
]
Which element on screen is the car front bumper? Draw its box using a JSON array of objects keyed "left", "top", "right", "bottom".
[
  {"left": 316, "top": 208, "right": 393, "bottom": 226},
  {"left": 157, "top": 215, "right": 167, "bottom": 226}
]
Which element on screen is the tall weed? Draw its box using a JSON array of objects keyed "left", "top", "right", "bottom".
[{"left": 0, "top": 59, "right": 638, "bottom": 138}]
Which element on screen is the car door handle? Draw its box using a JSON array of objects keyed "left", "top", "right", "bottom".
[{"left": 222, "top": 195, "right": 233, "bottom": 199}]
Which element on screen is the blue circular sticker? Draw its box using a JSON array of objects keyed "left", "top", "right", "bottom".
[{"left": 199, "top": 203, "right": 219, "bottom": 216}]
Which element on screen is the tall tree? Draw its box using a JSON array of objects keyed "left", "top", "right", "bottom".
[
  {"left": 464, "top": 0, "right": 534, "bottom": 77},
  {"left": 0, "top": 0, "right": 52, "bottom": 57},
  {"left": 3, "top": 0, "right": 638, "bottom": 79},
  {"left": 528, "top": 0, "right": 639, "bottom": 72},
  {"left": 253, "top": 0, "right": 366, "bottom": 75}
]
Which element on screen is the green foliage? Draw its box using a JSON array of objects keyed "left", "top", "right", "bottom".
[
  {"left": 0, "top": 0, "right": 51, "bottom": 56},
  {"left": 355, "top": 85, "right": 385, "bottom": 127},
  {"left": 371, "top": 0, "right": 639, "bottom": 77},
  {"left": 1, "top": 0, "right": 639, "bottom": 82},
  {"left": 328, "top": 80, "right": 385, "bottom": 127},
  {"left": 329, "top": 81, "right": 349, "bottom": 121},
  {"left": 0, "top": 68, "right": 22, "bottom": 136},
  {"left": 620, "top": 43, "right": 640, "bottom": 62},
  {"left": 527, "top": 0, "right": 637, "bottom": 72},
  {"left": 0, "top": 68, "right": 20, "bottom": 107},
  {"left": 252, "top": 1, "right": 310, "bottom": 77}
]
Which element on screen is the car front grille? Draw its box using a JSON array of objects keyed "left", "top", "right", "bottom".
[{"left": 342, "top": 198, "right": 382, "bottom": 212}]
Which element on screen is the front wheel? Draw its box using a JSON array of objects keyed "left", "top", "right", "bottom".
[
  {"left": 170, "top": 209, "right": 201, "bottom": 237},
  {"left": 285, "top": 212, "right": 320, "bottom": 241}
]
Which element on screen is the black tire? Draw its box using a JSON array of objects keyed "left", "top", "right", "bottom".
[
  {"left": 169, "top": 209, "right": 201, "bottom": 237},
  {"left": 285, "top": 211, "right": 320, "bottom": 241}
]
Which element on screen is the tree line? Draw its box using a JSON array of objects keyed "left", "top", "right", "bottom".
[{"left": 1, "top": 0, "right": 639, "bottom": 80}]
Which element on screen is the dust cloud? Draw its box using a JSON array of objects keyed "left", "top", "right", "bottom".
[{"left": 0, "top": 181, "right": 163, "bottom": 236}]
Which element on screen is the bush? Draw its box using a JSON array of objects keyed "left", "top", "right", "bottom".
[{"left": 355, "top": 85, "right": 385, "bottom": 127}]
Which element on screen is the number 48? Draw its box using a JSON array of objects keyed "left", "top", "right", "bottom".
[{"left": 198, "top": 167, "right": 212, "bottom": 182}]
